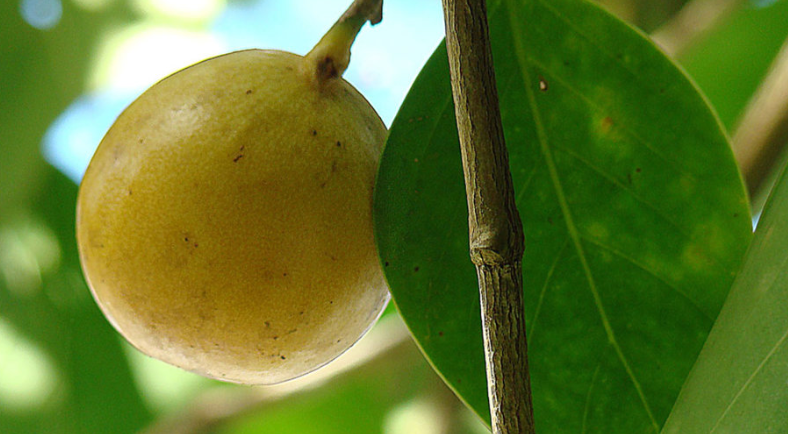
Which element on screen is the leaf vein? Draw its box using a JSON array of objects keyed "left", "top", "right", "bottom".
[
  {"left": 581, "top": 364, "right": 603, "bottom": 434},
  {"left": 580, "top": 235, "right": 713, "bottom": 321},
  {"left": 526, "top": 237, "right": 570, "bottom": 342},
  {"left": 551, "top": 144, "right": 731, "bottom": 281},
  {"left": 710, "top": 322, "right": 788, "bottom": 431}
]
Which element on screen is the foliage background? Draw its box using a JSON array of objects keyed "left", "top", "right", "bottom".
[{"left": 1, "top": 0, "right": 787, "bottom": 433}]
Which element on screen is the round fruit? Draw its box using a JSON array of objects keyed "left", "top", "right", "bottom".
[{"left": 76, "top": 47, "right": 389, "bottom": 384}]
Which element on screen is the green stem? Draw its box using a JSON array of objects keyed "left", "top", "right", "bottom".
[{"left": 304, "top": 0, "right": 383, "bottom": 83}]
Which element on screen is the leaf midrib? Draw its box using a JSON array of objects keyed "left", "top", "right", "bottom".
[{"left": 503, "top": 0, "right": 660, "bottom": 431}]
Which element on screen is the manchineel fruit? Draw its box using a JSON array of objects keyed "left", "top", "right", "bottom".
[{"left": 76, "top": 3, "right": 389, "bottom": 385}]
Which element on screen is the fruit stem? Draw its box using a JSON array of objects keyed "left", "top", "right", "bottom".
[{"left": 304, "top": 0, "right": 383, "bottom": 84}]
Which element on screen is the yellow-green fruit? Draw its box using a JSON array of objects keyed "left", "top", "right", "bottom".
[{"left": 76, "top": 49, "right": 389, "bottom": 384}]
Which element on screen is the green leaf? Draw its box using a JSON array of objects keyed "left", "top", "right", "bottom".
[
  {"left": 0, "top": 166, "right": 152, "bottom": 434},
  {"left": 374, "top": 0, "right": 751, "bottom": 431},
  {"left": 661, "top": 167, "right": 788, "bottom": 432},
  {"left": 678, "top": 0, "right": 788, "bottom": 130}
]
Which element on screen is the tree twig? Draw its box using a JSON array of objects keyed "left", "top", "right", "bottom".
[
  {"left": 732, "top": 36, "right": 788, "bottom": 198},
  {"left": 440, "top": 1, "right": 535, "bottom": 433},
  {"left": 651, "top": 0, "right": 745, "bottom": 57}
]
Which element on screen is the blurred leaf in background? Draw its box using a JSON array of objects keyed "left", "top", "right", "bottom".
[
  {"left": 675, "top": 0, "right": 788, "bottom": 131},
  {"left": 1, "top": 1, "right": 152, "bottom": 433},
  {"left": 670, "top": 0, "right": 788, "bottom": 207}
]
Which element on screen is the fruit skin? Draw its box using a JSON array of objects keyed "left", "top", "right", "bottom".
[{"left": 76, "top": 49, "right": 389, "bottom": 384}]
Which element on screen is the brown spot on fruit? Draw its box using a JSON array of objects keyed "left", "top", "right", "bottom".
[{"left": 317, "top": 56, "right": 338, "bottom": 79}]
